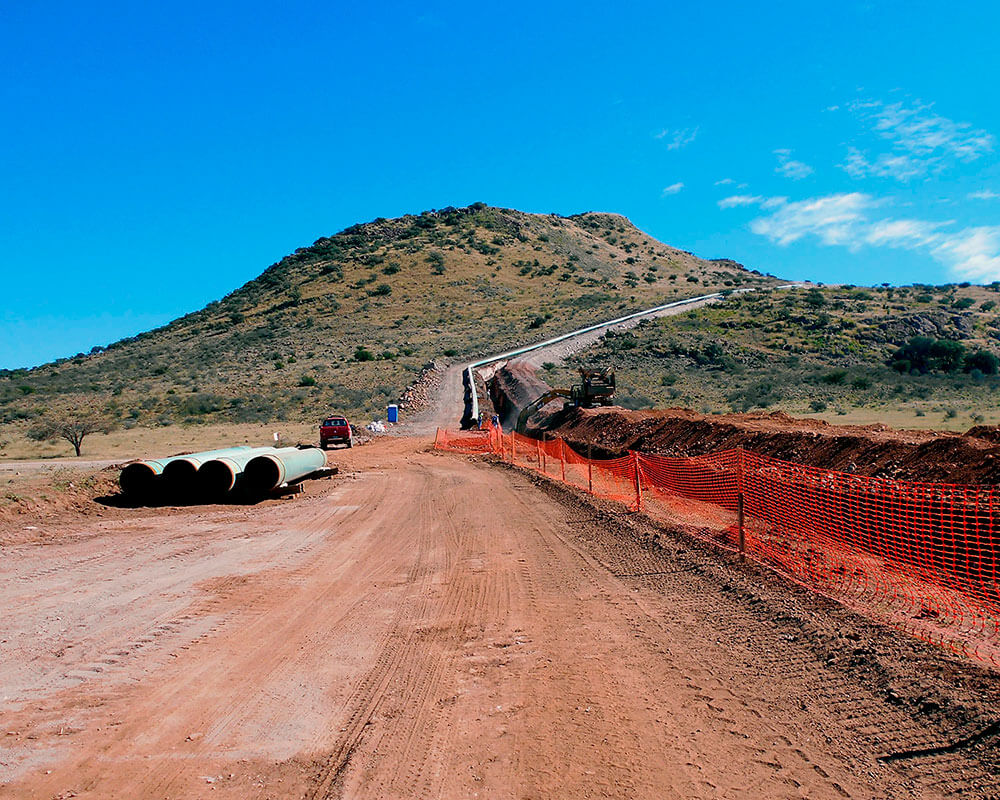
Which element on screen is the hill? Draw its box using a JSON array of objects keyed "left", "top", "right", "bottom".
[
  {"left": 0, "top": 204, "right": 773, "bottom": 443},
  {"left": 540, "top": 282, "right": 1000, "bottom": 431}
]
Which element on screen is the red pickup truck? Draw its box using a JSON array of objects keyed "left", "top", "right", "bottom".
[{"left": 319, "top": 416, "right": 353, "bottom": 449}]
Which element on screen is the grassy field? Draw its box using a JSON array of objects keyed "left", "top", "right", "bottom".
[
  {"left": 546, "top": 283, "right": 1000, "bottom": 431},
  {"left": 0, "top": 421, "right": 323, "bottom": 462},
  {"left": 0, "top": 204, "right": 774, "bottom": 459},
  {"left": 8, "top": 203, "right": 1000, "bottom": 465}
]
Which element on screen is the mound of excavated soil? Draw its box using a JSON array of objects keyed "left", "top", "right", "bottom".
[{"left": 543, "top": 407, "right": 1000, "bottom": 485}]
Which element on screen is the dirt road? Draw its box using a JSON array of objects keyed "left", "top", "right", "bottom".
[{"left": 2, "top": 438, "right": 997, "bottom": 798}]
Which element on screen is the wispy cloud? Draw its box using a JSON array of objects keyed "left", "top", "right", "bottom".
[
  {"left": 932, "top": 227, "right": 1000, "bottom": 282},
  {"left": 774, "top": 149, "right": 814, "bottom": 180},
  {"left": 969, "top": 189, "right": 1000, "bottom": 200},
  {"left": 718, "top": 195, "right": 763, "bottom": 208},
  {"left": 715, "top": 178, "right": 736, "bottom": 186},
  {"left": 661, "top": 182, "right": 684, "bottom": 196},
  {"left": 718, "top": 195, "right": 785, "bottom": 209},
  {"left": 843, "top": 99, "right": 995, "bottom": 181},
  {"left": 737, "top": 190, "right": 1000, "bottom": 280},
  {"left": 842, "top": 147, "right": 924, "bottom": 181},
  {"left": 750, "top": 193, "right": 871, "bottom": 247},
  {"left": 655, "top": 127, "right": 699, "bottom": 150},
  {"left": 863, "top": 218, "right": 944, "bottom": 249}
]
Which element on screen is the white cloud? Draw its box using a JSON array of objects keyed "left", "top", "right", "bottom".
[
  {"left": 661, "top": 182, "right": 684, "bottom": 196},
  {"left": 864, "top": 218, "right": 944, "bottom": 249},
  {"left": 750, "top": 193, "right": 872, "bottom": 247},
  {"left": 969, "top": 189, "right": 1000, "bottom": 200},
  {"left": 774, "top": 149, "right": 814, "bottom": 180},
  {"left": 842, "top": 147, "right": 923, "bottom": 181},
  {"left": 844, "top": 99, "right": 995, "bottom": 181},
  {"left": 655, "top": 127, "right": 699, "bottom": 150},
  {"left": 747, "top": 191, "right": 1000, "bottom": 280},
  {"left": 718, "top": 195, "right": 788, "bottom": 210},
  {"left": 718, "top": 194, "right": 763, "bottom": 208},
  {"left": 933, "top": 227, "right": 1000, "bottom": 282},
  {"left": 715, "top": 178, "right": 735, "bottom": 186}
]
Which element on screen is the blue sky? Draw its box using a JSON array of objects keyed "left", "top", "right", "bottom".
[{"left": 2, "top": 1, "right": 998, "bottom": 368}]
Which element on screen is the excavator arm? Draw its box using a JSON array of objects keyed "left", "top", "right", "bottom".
[{"left": 515, "top": 388, "right": 573, "bottom": 434}]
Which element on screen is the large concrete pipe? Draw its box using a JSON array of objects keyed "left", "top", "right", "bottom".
[
  {"left": 196, "top": 448, "right": 280, "bottom": 501},
  {"left": 119, "top": 446, "right": 253, "bottom": 498},
  {"left": 242, "top": 447, "right": 327, "bottom": 495},
  {"left": 161, "top": 446, "right": 257, "bottom": 496}
]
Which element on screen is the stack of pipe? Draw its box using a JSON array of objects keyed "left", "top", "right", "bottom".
[
  {"left": 119, "top": 446, "right": 253, "bottom": 500},
  {"left": 196, "top": 447, "right": 280, "bottom": 500},
  {"left": 241, "top": 447, "right": 328, "bottom": 495},
  {"left": 120, "top": 445, "right": 327, "bottom": 503}
]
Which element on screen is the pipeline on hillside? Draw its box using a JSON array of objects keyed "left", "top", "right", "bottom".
[{"left": 460, "top": 292, "right": 727, "bottom": 429}]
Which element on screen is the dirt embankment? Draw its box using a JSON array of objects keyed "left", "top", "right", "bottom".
[
  {"left": 543, "top": 407, "right": 1000, "bottom": 484},
  {"left": 488, "top": 362, "right": 553, "bottom": 426}
]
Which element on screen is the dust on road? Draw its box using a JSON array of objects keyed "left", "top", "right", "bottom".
[{"left": 1, "top": 437, "right": 996, "bottom": 798}]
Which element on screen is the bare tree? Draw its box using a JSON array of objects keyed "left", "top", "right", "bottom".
[{"left": 28, "top": 414, "right": 115, "bottom": 457}]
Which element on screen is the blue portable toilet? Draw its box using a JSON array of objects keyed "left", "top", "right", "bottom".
[{"left": 387, "top": 404, "right": 399, "bottom": 423}]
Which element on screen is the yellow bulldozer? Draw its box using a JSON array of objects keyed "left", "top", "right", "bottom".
[{"left": 515, "top": 367, "right": 615, "bottom": 433}]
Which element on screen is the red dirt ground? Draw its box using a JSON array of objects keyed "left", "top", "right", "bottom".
[{"left": 1, "top": 437, "right": 1000, "bottom": 798}]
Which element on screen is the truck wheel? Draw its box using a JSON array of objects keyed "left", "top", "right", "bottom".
[
  {"left": 320, "top": 441, "right": 328, "bottom": 450},
  {"left": 346, "top": 438, "right": 353, "bottom": 448}
]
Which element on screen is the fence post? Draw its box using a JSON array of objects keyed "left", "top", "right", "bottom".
[
  {"left": 541, "top": 434, "right": 546, "bottom": 474},
  {"left": 736, "top": 446, "right": 745, "bottom": 495},
  {"left": 588, "top": 443, "right": 593, "bottom": 494},
  {"left": 737, "top": 447, "right": 745, "bottom": 561},
  {"left": 632, "top": 451, "right": 643, "bottom": 512},
  {"left": 560, "top": 439, "right": 566, "bottom": 482},
  {"left": 510, "top": 432, "right": 515, "bottom": 463},
  {"left": 736, "top": 493, "right": 745, "bottom": 561}
]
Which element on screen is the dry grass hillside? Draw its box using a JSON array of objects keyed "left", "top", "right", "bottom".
[
  {"left": 544, "top": 282, "right": 1000, "bottom": 431},
  {"left": 0, "top": 204, "right": 772, "bottom": 455}
]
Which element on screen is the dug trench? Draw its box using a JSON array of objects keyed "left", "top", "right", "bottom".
[{"left": 489, "top": 361, "right": 1000, "bottom": 484}]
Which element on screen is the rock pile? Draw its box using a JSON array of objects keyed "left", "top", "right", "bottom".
[{"left": 397, "top": 361, "right": 443, "bottom": 414}]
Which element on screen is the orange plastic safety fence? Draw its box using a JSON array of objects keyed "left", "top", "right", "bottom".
[
  {"left": 433, "top": 426, "right": 501, "bottom": 454},
  {"left": 433, "top": 429, "right": 1000, "bottom": 664}
]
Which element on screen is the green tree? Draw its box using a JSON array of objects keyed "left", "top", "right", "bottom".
[
  {"left": 891, "top": 337, "right": 967, "bottom": 374},
  {"left": 28, "top": 413, "right": 116, "bottom": 456},
  {"left": 965, "top": 350, "right": 1000, "bottom": 375}
]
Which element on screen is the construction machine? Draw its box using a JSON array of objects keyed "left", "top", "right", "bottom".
[
  {"left": 515, "top": 367, "right": 615, "bottom": 433},
  {"left": 571, "top": 367, "right": 615, "bottom": 408}
]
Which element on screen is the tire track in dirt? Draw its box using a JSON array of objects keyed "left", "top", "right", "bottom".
[
  {"left": 6, "top": 439, "right": 997, "bottom": 798},
  {"left": 517, "top": 463, "right": 1000, "bottom": 797},
  {"left": 489, "top": 481, "right": 859, "bottom": 798}
]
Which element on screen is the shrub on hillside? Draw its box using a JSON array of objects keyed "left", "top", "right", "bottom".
[
  {"left": 891, "top": 337, "right": 967, "bottom": 374},
  {"left": 965, "top": 349, "right": 999, "bottom": 375}
]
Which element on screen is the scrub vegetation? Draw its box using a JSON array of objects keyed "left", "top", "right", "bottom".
[
  {"left": 0, "top": 204, "right": 771, "bottom": 446},
  {"left": 547, "top": 283, "right": 1000, "bottom": 431}
]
